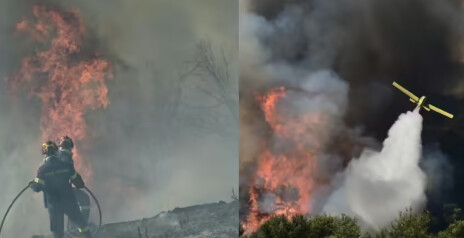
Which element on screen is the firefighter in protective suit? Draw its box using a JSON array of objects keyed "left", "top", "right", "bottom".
[
  {"left": 58, "top": 136, "right": 74, "bottom": 165},
  {"left": 30, "top": 141, "right": 92, "bottom": 238},
  {"left": 58, "top": 136, "right": 91, "bottom": 231}
]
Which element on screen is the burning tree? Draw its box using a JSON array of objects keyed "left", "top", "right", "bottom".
[
  {"left": 242, "top": 87, "right": 323, "bottom": 233},
  {"left": 5, "top": 5, "right": 113, "bottom": 182}
]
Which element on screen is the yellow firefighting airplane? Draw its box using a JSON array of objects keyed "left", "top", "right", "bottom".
[{"left": 392, "top": 81, "right": 454, "bottom": 119}]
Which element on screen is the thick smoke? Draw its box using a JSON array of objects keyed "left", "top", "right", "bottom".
[
  {"left": 244, "top": 0, "right": 464, "bottom": 133},
  {"left": 0, "top": 0, "right": 237, "bottom": 236},
  {"left": 323, "top": 108, "right": 426, "bottom": 230},
  {"left": 240, "top": 0, "right": 457, "bottom": 232}
]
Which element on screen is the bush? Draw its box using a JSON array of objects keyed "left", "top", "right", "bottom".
[
  {"left": 248, "top": 214, "right": 310, "bottom": 238},
  {"left": 377, "top": 208, "right": 432, "bottom": 238},
  {"left": 438, "top": 220, "right": 464, "bottom": 238},
  {"left": 244, "top": 207, "right": 464, "bottom": 238},
  {"left": 247, "top": 213, "right": 360, "bottom": 238},
  {"left": 308, "top": 214, "right": 360, "bottom": 238}
]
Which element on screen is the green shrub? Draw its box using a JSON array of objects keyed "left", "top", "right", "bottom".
[
  {"left": 248, "top": 213, "right": 359, "bottom": 238},
  {"left": 244, "top": 207, "right": 464, "bottom": 238},
  {"left": 308, "top": 214, "right": 360, "bottom": 238},
  {"left": 249, "top": 214, "right": 310, "bottom": 238},
  {"left": 379, "top": 208, "right": 432, "bottom": 238},
  {"left": 438, "top": 220, "right": 464, "bottom": 238}
]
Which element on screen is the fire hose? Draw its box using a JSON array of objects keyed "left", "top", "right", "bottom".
[
  {"left": 83, "top": 186, "right": 102, "bottom": 236},
  {"left": 0, "top": 183, "right": 30, "bottom": 237},
  {"left": 0, "top": 182, "right": 102, "bottom": 237}
]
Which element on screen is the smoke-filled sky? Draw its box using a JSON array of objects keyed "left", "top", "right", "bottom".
[
  {"left": 240, "top": 0, "right": 464, "bottom": 233},
  {"left": 0, "top": 0, "right": 237, "bottom": 236}
]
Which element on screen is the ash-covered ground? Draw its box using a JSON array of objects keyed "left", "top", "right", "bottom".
[{"left": 36, "top": 201, "right": 238, "bottom": 238}]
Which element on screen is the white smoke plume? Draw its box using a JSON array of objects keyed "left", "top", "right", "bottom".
[{"left": 323, "top": 108, "right": 427, "bottom": 230}]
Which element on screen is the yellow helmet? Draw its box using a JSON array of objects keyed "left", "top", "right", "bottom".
[{"left": 42, "top": 140, "right": 58, "bottom": 155}]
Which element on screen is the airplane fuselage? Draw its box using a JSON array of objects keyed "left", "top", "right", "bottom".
[
  {"left": 409, "top": 96, "right": 428, "bottom": 110},
  {"left": 413, "top": 96, "right": 431, "bottom": 111},
  {"left": 418, "top": 96, "right": 426, "bottom": 107}
]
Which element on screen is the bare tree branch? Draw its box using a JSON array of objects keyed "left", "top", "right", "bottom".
[
  {"left": 232, "top": 188, "right": 239, "bottom": 201},
  {"left": 176, "top": 39, "right": 238, "bottom": 138}
]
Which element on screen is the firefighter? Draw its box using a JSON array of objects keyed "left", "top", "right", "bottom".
[
  {"left": 58, "top": 136, "right": 92, "bottom": 232},
  {"left": 30, "top": 141, "right": 92, "bottom": 238},
  {"left": 58, "top": 136, "right": 74, "bottom": 164}
]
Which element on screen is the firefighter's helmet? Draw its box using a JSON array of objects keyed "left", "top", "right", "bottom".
[
  {"left": 58, "top": 136, "right": 74, "bottom": 149},
  {"left": 42, "top": 140, "right": 58, "bottom": 155}
]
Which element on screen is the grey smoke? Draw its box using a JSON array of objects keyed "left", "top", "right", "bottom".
[
  {"left": 0, "top": 0, "right": 237, "bottom": 237},
  {"left": 421, "top": 144, "right": 453, "bottom": 201}
]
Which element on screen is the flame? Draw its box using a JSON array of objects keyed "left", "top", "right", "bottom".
[
  {"left": 5, "top": 5, "right": 113, "bottom": 183},
  {"left": 243, "top": 87, "right": 327, "bottom": 233}
]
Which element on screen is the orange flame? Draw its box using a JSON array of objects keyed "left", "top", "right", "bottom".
[
  {"left": 243, "top": 87, "right": 327, "bottom": 233},
  {"left": 5, "top": 5, "right": 113, "bottom": 183}
]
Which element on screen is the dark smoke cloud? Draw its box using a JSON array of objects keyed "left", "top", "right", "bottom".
[
  {"left": 0, "top": 0, "right": 237, "bottom": 236},
  {"left": 246, "top": 0, "right": 464, "bottom": 130}
]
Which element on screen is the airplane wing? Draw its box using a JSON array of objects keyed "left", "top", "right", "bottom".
[
  {"left": 428, "top": 104, "right": 454, "bottom": 119},
  {"left": 392, "top": 82, "right": 419, "bottom": 102}
]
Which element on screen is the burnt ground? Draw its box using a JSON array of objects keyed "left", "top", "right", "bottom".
[{"left": 34, "top": 201, "right": 238, "bottom": 238}]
